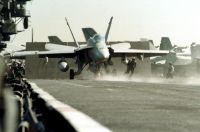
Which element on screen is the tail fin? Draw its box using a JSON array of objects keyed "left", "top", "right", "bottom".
[
  {"left": 82, "top": 28, "right": 97, "bottom": 41},
  {"left": 159, "top": 37, "right": 173, "bottom": 50},
  {"left": 65, "top": 17, "right": 80, "bottom": 48},
  {"left": 48, "top": 36, "right": 63, "bottom": 44},
  {"left": 105, "top": 16, "right": 113, "bottom": 43}
]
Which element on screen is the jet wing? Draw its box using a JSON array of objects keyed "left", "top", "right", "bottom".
[
  {"left": 45, "top": 43, "right": 77, "bottom": 51},
  {"left": 109, "top": 43, "right": 131, "bottom": 50},
  {"left": 38, "top": 46, "right": 93, "bottom": 58},
  {"left": 10, "top": 45, "right": 93, "bottom": 59},
  {"left": 9, "top": 50, "right": 76, "bottom": 59},
  {"left": 75, "top": 46, "right": 93, "bottom": 52},
  {"left": 9, "top": 51, "right": 39, "bottom": 59},
  {"left": 110, "top": 48, "right": 169, "bottom": 58},
  {"left": 37, "top": 50, "right": 76, "bottom": 58}
]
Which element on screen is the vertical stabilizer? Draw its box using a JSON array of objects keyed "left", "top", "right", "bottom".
[
  {"left": 65, "top": 18, "right": 80, "bottom": 48},
  {"left": 82, "top": 28, "right": 97, "bottom": 41},
  {"left": 105, "top": 16, "right": 113, "bottom": 43},
  {"left": 48, "top": 36, "right": 63, "bottom": 44},
  {"left": 160, "top": 37, "right": 173, "bottom": 50}
]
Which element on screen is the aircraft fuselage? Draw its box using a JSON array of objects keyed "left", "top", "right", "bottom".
[{"left": 87, "top": 34, "right": 110, "bottom": 63}]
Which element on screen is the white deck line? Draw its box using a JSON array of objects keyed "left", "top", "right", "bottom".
[{"left": 30, "top": 82, "right": 112, "bottom": 132}]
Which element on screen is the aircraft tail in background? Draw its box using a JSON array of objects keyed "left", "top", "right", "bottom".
[
  {"left": 48, "top": 36, "right": 63, "bottom": 44},
  {"left": 159, "top": 37, "right": 173, "bottom": 50}
]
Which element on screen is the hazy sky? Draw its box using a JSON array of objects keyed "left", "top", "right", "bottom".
[{"left": 8, "top": 0, "right": 200, "bottom": 49}]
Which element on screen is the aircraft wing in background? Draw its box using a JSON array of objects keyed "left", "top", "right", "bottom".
[
  {"left": 109, "top": 43, "right": 131, "bottom": 50},
  {"left": 108, "top": 42, "right": 169, "bottom": 59}
]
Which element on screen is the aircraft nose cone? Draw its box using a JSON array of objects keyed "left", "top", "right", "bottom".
[
  {"left": 99, "top": 48, "right": 109, "bottom": 60},
  {"left": 103, "top": 51, "right": 110, "bottom": 59}
]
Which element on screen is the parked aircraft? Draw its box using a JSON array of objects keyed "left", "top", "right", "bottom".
[
  {"left": 151, "top": 37, "right": 200, "bottom": 66},
  {"left": 10, "top": 17, "right": 169, "bottom": 79}
]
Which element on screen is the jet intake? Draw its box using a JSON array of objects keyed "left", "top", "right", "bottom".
[{"left": 58, "top": 60, "right": 69, "bottom": 72}]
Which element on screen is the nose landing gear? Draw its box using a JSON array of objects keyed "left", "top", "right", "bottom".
[{"left": 69, "top": 69, "right": 75, "bottom": 80}]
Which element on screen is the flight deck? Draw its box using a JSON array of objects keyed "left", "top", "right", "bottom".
[{"left": 32, "top": 79, "right": 200, "bottom": 132}]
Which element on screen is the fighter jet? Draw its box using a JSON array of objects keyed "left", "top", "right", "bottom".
[
  {"left": 151, "top": 37, "right": 200, "bottom": 66},
  {"left": 10, "top": 17, "right": 169, "bottom": 79}
]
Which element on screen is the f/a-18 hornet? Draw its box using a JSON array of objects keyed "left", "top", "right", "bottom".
[{"left": 11, "top": 17, "right": 169, "bottom": 79}]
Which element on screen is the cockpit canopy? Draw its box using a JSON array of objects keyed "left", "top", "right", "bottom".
[
  {"left": 88, "top": 34, "right": 107, "bottom": 47},
  {"left": 92, "top": 34, "right": 105, "bottom": 43}
]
